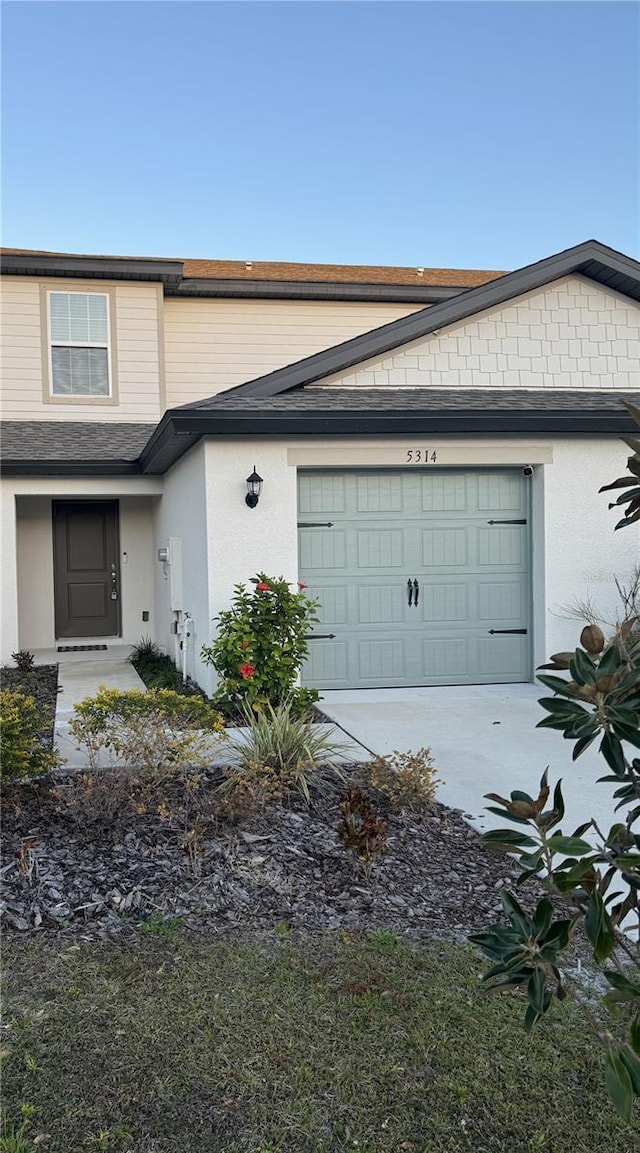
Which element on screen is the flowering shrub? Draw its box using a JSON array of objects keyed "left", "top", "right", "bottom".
[
  {"left": 69, "top": 687, "right": 226, "bottom": 774},
  {"left": 201, "top": 573, "right": 321, "bottom": 714},
  {"left": 0, "top": 689, "right": 61, "bottom": 780}
]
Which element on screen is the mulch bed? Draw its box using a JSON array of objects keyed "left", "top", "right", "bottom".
[
  {"left": 1, "top": 663, "right": 59, "bottom": 748},
  {"left": 1, "top": 766, "right": 541, "bottom": 943},
  {"left": 1, "top": 663, "right": 542, "bottom": 944}
]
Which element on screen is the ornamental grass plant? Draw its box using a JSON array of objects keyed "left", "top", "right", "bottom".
[{"left": 222, "top": 697, "right": 348, "bottom": 806}]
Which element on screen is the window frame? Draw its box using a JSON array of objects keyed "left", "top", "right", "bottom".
[{"left": 41, "top": 284, "right": 119, "bottom": 405}]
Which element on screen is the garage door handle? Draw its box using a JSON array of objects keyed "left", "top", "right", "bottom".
[
  {"left": 407, "top": 579, "right": 414, "bottom": 607},
  {"left": 488, "top": 628, "right": 527, "bottom": 634},
  {"left": 487, "top": 519, "right": 527, "bottom": 525},
  {"left": 413, "top": 579, "right": 419, "bottom": 606}
]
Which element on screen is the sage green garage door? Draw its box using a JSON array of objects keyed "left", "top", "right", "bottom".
[{"left": 298, "top": 470, "right": 531, "bottom": 689}]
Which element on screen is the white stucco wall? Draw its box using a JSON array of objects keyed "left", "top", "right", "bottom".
[
  {"left": 153, "top": 443, "right": 212, "bottom": 691},
  {"left": 318, "top": 276, "right": 639, "bottom": 390}
]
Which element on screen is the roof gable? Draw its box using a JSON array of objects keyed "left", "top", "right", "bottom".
[
  {"left": 311, "top": 275, "right": 639, "bottom": 393},
  {"left": 198, "top": 240, "right": 640, "bottom": 402}
]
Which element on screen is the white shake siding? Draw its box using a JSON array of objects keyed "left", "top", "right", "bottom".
[
  {"left": 163, "top": 299, "right": 421, "bottom": 404},
  {"left": 317, "top": 277, "right": 639, "bottom": 390}
]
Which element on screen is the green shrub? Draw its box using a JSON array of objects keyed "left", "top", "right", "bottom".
[
  {"left": 129, "top": 638, "right": 203, "bottom": 697},
  {"left": 69, "top": 687, "right": 226, "bottom": 774},
  {"left": 360, "top": 747, "right": 441, "bottom": 812},
  {"left": 221, "top": 698, "right": 347, "bottom": 809},
  {"left": 0, "top": 690, "right": 60, "bottom": 780},
  {"left": 201, "top": 574, "right": 320, "bottom": 714},
  {"left": 11, "top": 650, "right": 35, "bottom": 674}
]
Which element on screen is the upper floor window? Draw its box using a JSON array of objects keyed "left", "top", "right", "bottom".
[{"left": 48, "top": 291, "right": 111, "bottom": 396}]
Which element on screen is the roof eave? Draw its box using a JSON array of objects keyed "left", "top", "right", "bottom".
[
  {"left": 0, "top": 460, "right": 145, "bottom": 477},
  {"left": 1, "top": 253, "right": 183, "bottom": 287},
  {"left": 168, "top": 279, "right": 470, "bottom": 304},
  {"left": 141, "top": 406, "right": 637, "bottom": 474}
]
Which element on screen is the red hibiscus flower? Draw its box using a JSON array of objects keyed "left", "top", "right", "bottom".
[
  {"left": 239, "top": 663, "right": 255, "bottom": 679},
  {"left": 298, "top": 582, "right": 307, "bottom": 589},
  {"left": 256, "top": 582, "right": 271, "bottom": 592}
]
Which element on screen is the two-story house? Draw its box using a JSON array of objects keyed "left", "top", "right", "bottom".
[{"left": 1, "top": 241, "right": 638, "bottom": 696}]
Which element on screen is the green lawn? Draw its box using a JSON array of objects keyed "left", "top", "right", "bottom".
[{"left": 2, "top": 931, "right": 638, "bottom": 1153}]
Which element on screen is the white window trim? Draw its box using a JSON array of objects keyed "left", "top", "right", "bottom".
[{"left": 45, "top": 288, "right": 115, "bottom": 402}]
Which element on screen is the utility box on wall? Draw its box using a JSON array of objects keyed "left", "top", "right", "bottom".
[{"left": 158, "top": 537, "right": 183, "bottom": 611}]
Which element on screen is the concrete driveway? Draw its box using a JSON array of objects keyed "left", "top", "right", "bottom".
[{"left": 319, "top": 683, "right": 617, "bottom": 838}]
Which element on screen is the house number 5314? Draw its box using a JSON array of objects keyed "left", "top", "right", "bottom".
[{"left": 406, "top": 449, "right": 437, "bottom": 463}]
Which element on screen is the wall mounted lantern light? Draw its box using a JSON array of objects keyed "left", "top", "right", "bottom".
[{"left": 245, "top": 466, "right": 263, "bottom": 508}]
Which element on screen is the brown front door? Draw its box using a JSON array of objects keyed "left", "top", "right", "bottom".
[{"left": 53, "top": 501, "right": 120, "bottom": 638}]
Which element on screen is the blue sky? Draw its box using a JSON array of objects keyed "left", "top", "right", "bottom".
[{"left": 2, "top": 1, "right": 638, "bottom": 270}]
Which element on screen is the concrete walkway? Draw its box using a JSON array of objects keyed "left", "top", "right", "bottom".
[
  {"left": 54, "top": 658, "right": 146, "bottom": 768},
  {"left": 319, "top": 683, "right": 617, "bottom": 837},
  {"left": 52, "top": 658, "right": 366, "bottom": 770}
]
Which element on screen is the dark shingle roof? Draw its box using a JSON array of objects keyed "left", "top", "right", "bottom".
[
  {"left": 188, "top": 388, "right": 640, "bottom": 414},
  {"left": 0, "top": 422, "right": 156, "bottom": 475}
]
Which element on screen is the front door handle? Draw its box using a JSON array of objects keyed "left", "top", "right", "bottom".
[{"left": 407, "top": 579, "right": 414, "bottom": 607}]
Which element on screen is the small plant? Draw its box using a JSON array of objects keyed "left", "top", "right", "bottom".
[
  {"left": 181, "top": 819, "right": 206, "bottom": 876},
  {"left": 0, "top": 1103, "right": 43, "bottom": 1153},
  {"left": 337, "top": 787, "right": 387, "bottom": 879},
  {"left": 140, "top": 913, "right": 182, "bottom": 938},
  {"left": 129, "top": 637, "right": 204, "bottom": 697},
  {"left": 221, "top": 698, "right": 347, "bottom": 809},
  {"left": 10, "top": 651, "right": 34, "bottom": 675},
  {"left": 55, "top": 767, "right": 137, "bottom": 833},
  {"left": 201, "top": 573, "right": 321, "bottom": 714},
  {"left": 69, "top": 686, "right": 226, "bottom": 774},
  {"left": 360, "top": 747, "right": 441, "bottom": 812},
  {"left": 14, "top": 838, "right": 39, "bottom": 885},
  {"left": 0, "top": 690, "right": 61, "bottom": 781}
]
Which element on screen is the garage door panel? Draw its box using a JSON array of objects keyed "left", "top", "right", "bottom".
[
  {"left": 299, "top": 474, "right": 346, "bottom": 514},
  {"left": 477, "top": 579, "right": 525, "bottom": 622},
  {"left": 359, "top": 639, "right": 406, "bottom": 680},
  {"left": 422, "top": 528, "right": 468, "bottom": 568},
  {"left": 306, "top": 585, "right": 348, "bottom": 625},
  {"left": 305, "top": 641, "right": 349, "bottom": 684},
  {"left": 299, "top": 529, "right": 346, "bottom": 570},
  {"left": 422, "top": 637, "right": 469, "bottom": 679},
  {"left": 421, "top": 582, "right": 468, "bottom": 623},
  {"left": 421, "top": 474, "right": 467, "bottom": 512},
  {"left": 478, "top": 634, "right": 528, "bottom": 676},
  {"left": 477, "top": 473, "right": 525, "bottom": 511},
  {"left": 357, "top": 585, "right": 404, "bottom": 624},
  {"left": 477, "top": 526, "right": 525, "bottom": 567},
  {"left": 357, "top": 529, "right": 404, "bottom": 569},
  {"left": 356, "top": 474, "right": 404, "bottom": 513}
]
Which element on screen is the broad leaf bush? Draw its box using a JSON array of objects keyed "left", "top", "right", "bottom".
[
  {"left": 69, "top": 686, "right": 226, "bottom": 774},
  {"left": 470, "top": 412, "right": 640, "bottom": 1121},
  {"left": 201, "top": 573, "right": 320, "bottom": 714},
  {"left": 0, "top": 689, "right": 61, "bottom": 780}
]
